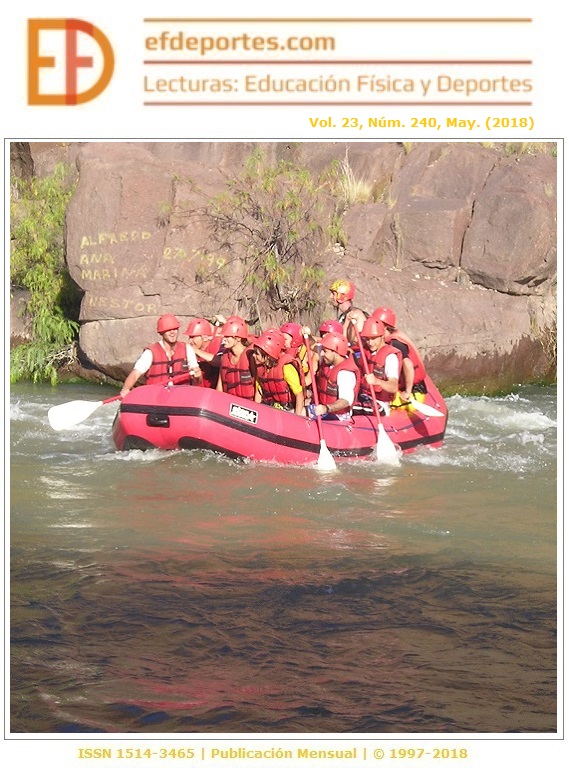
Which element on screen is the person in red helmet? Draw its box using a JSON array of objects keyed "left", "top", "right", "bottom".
[
  {"left": 318, "top": 319, "right": 344, "bottom": 337},
  {"left": 358, "top": 317, "right": 401, "bottom": 415},
  {"left": 329, "top": 279, "right": 369, "bottom": 344},
  {"left": 185, "top": 317, "right": 223, "bottom": 389},
  {"left": 312, "top": 332, "right": 361, "bottom": 421},
  {"left": 299, "top": 319, "right": 343, "bottom": 380},
  {"left": 371, "top": 306, "right": 427, "bottom": 402},
  {"left": 280, "top": 322, "right": 304, "bottom": 352},
  {"left": 216, "top": 317, "right": 256, "bottom": 399},
  {"left": 185, "top": 317, "right": 214, "bottom": 355},
  {"left": 312, "top": 319, "right": 345, "bottom": 358},
  {"left": 252, "top": 331, "right": 305, "bottom": 416},
  {"left": 120, "top": 314, "right": 201, "bottom": 397}
]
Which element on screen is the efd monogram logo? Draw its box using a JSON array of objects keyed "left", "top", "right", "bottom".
[{"left": 28, "top": 19, "right": 114, "bottom": 105}]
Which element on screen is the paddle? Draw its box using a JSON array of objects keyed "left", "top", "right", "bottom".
[
  {"left": 351, "top": 320, "right": 400, "bottom": 463},
  {"left": 47, "top": 372, "right": 193, "bottom": 431},
  {"left": 303, "top": 332, "right": 337, "bottom": 471},
  {"left": 48, "top": 395, "right": 122, "bottom": 431},
  {"left": 406, "top": 397, "right": 445, "bottom": 418}
]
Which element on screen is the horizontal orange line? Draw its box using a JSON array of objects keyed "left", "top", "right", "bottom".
[
  {"left": 144, "top": 18, "right": 533, "bottom": 23},
  {"left": 144, "top": 60, "right": 533, "bottom": 66},
  {"left": 143, "top": 101, "right": 533, "bottom": 106}
]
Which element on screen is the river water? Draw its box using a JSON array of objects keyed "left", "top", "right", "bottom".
[{"left": 8, "top": 382, "right": 558, "bottom": 735}]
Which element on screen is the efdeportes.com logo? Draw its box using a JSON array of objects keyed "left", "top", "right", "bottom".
[{"left": 28, "top": 19, "right": 114, "bottom": 105}]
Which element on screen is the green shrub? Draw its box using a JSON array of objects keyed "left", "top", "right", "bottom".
[
  {"left": 10, "top": 163, "right": 79, "bottom": 383},
  {"left": 197, "top": 149, "right": 328, "bottom": 320}
]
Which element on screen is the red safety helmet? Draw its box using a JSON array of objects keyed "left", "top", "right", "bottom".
[
  {"left": 329, "top": 279, "right": 356, "bottom": 302},
  {"left": 185, "top": 318, "right": 214, "bottom": 337},
  {"left": 321, "top": 332, "right": 349, "bottom": 358},
  {"left": 280, "top": 322, "right": 304, "bottom": 349},
  {"left": 254, "top": 331, "right": 284, "bottom": 360},
  {"left": 263, "top": 327, "right": 286, "bottom": 346},
  {"left": 318, "top": 319, "right": 344, "bottom": 336},
  {"left": 361, "top": 317, "right": 386, "bottom": 339},
  {"left": 207, "top": 335, "right": 223, "bottom": 355},
  {"left": 156, "top": 313, "right": 180, "bottom": 333},
  {"left": 372, "top": 306, "right": 397, "bottom": 328},
  {"left": 221, "top": 317, "right": 249, "bottom": 339}
]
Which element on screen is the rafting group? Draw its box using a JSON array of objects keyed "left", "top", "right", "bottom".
[
  {"left": 118, "top": 279, "right": 431, "bottom": 425},
  {"left": 48, "top": 279, "right": 447, "bottom": 464}
]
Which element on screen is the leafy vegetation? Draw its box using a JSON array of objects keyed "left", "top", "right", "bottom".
[
  {"left": 186, "top": 149, "right": 334, "bottom": 323},
  {"left": 175, "top": 149, "right": 402, "bottom": 325},
  {"left": 10, "top": 164, "right": 79, "bottom": 384}
]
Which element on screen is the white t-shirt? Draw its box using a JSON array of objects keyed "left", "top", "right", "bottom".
[
  {"left": 383, "top": 352, "right": 399, "bottom": 380},
  {"left": 335, "top": 369, "right": 357, "bottom": 421},
  {"left": 133, "top": 341, "right": 199, "bottom": 374}
]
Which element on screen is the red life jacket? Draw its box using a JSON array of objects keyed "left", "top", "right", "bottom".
[
  {"left": 316, "top": 355, "right": 361, "bottom": 415},
  {"left": 144, "top": 341, "right": 188, "bottom": 385},
  {"left": 288, "top": 343, "right": 310, "bottom": 386},
  {"left": 220, "top": 347, "right": 255, "bottom": 399},
  {"left": 197, "top": 360, "right": 218, "bottom": 389},
  {"left": 195, "top": 336, "right": 223, "bottom": 389},
  {"left": 359, "top": 343, "right": 402, "bottom": 403},
  {"left": 389, "top": 331, "right": 426, "bottom": 386},
  {"left": 256, "top": 354, "right": 302, "bottom": 408},
  {"left": 208, "top": 336, "right": 223, "bottom": 355}
]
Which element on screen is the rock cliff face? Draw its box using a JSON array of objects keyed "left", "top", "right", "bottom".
[{"left": 13, "top": 141, "right": 557, "bottom": 393}]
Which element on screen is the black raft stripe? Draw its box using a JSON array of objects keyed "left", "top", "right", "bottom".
[
  {"left": 120, "top": 403, "right": 375, "bottom": 458},
  {"left": 397, "top": 429, "right": 446, "bottom": 452}
]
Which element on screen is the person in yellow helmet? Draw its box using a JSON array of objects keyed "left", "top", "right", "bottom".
[{"left": 329, "top": 279, "right": 368, "bottom": 344}]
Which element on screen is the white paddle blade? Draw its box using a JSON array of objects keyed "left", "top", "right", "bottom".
[
  {"left": 48, "top": 400, "right": 104, "bottom": 431},
  {"left": 316, "top": 439, "right": 337, "bottom": 471},
  {"left": 409, "top": 399, "right": 445, "bottom": 418},
  {"left": 375, "top": 423, "right": 401, "bottom": 465}
]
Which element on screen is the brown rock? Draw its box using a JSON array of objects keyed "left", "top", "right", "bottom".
[
  {"left": 12, "top": 141, "right": 557, "bottom": 392},
  {"left": 461, "top": 155, "right": 556, "bottom": 294},
  {"left": 10, "top": 143, "right": 34, "bottom": 181},
  {"left": 371, "top": 198, "right": 471, "bottom": 272},
  {"left": 10, "top": 289, "right": 33, "bottom": 347},
  {"left": 343, "top": 203, "right": 388, "bottom": 258}
]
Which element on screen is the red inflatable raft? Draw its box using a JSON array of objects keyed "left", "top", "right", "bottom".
[{"left": 112, "top": 375, "right": 447, "bottom": 464}]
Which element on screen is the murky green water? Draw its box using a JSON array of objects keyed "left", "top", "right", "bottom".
[{"left": 9, "top": 383, "right": 557, "bottom": 733}]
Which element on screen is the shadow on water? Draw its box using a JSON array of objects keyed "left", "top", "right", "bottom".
[{"left": 11, "top": 545, "right": 556, "bottom": 733}]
